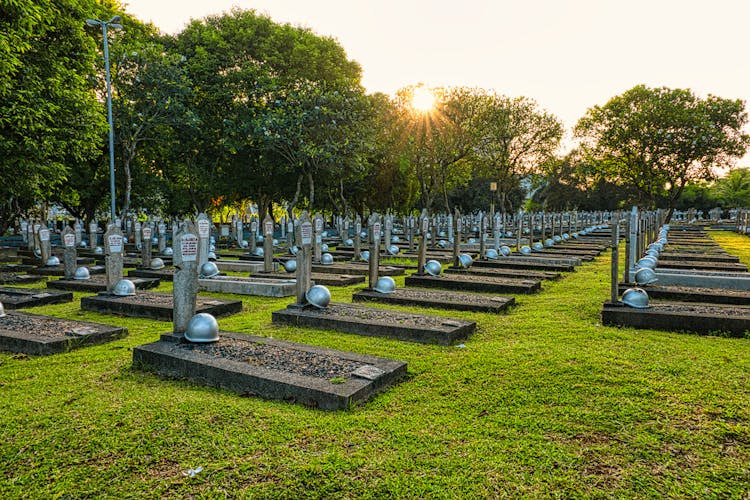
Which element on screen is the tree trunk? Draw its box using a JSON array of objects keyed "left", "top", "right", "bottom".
[
  {"left": 307, "top": 171, "right": 315, "bottom": 207},
  {"left": 287, "top": 174, "right": 304, "bottom": 219}
]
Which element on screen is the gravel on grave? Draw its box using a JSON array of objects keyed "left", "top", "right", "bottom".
[
  {"left": 643, "top": 284, "right": 750, "bottom": 298},
  {"left": 0, "top": 313, "right": 101, "bottom": 339},
  {"left": 101, "top": 292, "right": 222, "bottom": 306},
  {"left": 641, "top": 302, "right": 750, "bottom": 317},
  {"left": 306, "top": 303, "right": 464, "bottom": 327},
  {"left": 179, "top": 336, "right": 366, "bottom": 380},
  {"left": 382, "top": 287, "right": 509, "bottom": 304},
  {"left": 0, "top": 272, "right": 31, "bottom": 283}
]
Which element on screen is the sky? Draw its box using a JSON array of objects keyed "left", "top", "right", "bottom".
[{"left": 123, "top": 0, "right": 750, "bottom": 163}]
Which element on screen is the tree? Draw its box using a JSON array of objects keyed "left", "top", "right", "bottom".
[
  {"left": 0, "top": 0, "right": 109, "bottom": 232},
  {"left": 111, "top": 42, "right": 193, "bottom": 215},
  {"left": 712, "top": 167, "right": 750, "bottom": 208},
  {"left": 473, "top": 94, "right": 563, "bottom": 213},
  {"left": 173, "top": 8, "right": 363, "bottom": 218},
  {"left": 575, "top": 84, "right": 750, "bottom": 221}
]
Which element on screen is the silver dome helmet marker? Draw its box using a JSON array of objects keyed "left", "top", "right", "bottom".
[
  {"left": 305, "top": 285, "right": 331, "bottom": 309},
  {"left": 185, "top": 313, "right": 220, "bottom": 343}
]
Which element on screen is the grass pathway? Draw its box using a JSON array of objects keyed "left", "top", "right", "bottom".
[{"left": 1, "top": 233, "right": 748, "bottom": 498}]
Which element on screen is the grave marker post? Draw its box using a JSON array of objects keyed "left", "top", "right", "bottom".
[
  {"left": 249, "top": 219, "right": 257, "bottom": 252},
  {"left": 141, "top": 222, "right": 153, "bottom": 269},
  {"left": 73, "top": 220, "right": 82, "bottom": 246},
  {"left": 62, "top": 226, "right": 77, "bottom": 279},
  {"left": 295, "top": 212, "right": 313, "bottom": 307},
  {"left": 418, "top": 210, "right": 428, "bottom": 274},
  {"left": 452, "top": 208, "right": 461, "bottom": 267},
  {"left": 368, "top": 213, "right": 381, "bottom": 289},
  {"left": 89, "top": 221, "right": 98, "bottom": 248},
  {"left": 197, "top": 213, "right": 211, "bottom": 268},
  {"left": 263, "top": 214, "right": 274, "bottom": 272},
  {"left": 479, "top": 213, "right": 486, "bottom": 258},
  {"left": 353, "top": 215, "right": 362, "bottom": 261},
  {"left": 38, "top": 226, "right": 51, "bottom": 264},
  {"left": 313, "top": 213, "right": 323, "bottom": 263},
  {"left": 103, "top": 224, "right": 124, "bottom": 294},
  {"left": 173, "top": 220, "right": 199, "bottom": 334}
]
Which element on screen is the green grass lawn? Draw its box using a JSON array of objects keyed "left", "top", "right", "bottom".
[{"left": 1, "top": 232, "right": 749, "bottom": 498}]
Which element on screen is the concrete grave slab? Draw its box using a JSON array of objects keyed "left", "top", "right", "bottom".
[
  {"left": 601, "top": 300, "right": 750, "bottom": 337},
  {"left": 81, "top": 292, "right": 242, "bottom": 321},
  {"left": 405, "top": 273, "right": 541, "bottom": 294},
  {"left": 29, "top": 265, "right": 106, "bottom": 277},
  {"left": 0, "top": 273, "right": 46, "bottom": 285},
  {"left": 618, "top": 283, "right": 750, "bottom": 305},
  {"left": 352, "top": 288, "right": 515, "bottom": 314},
  {"left": 272, "top": 302, "right": 475, "bottom": 345},
  {"left": 198, "top": 276, "right": 296, "bottom": 297},
  {"left": 128, "top": 268, "right": 175, "bottom": 282},
  {"left": 132, "top": 331, "right": 406, "bottom": 410},
  {"left": 0, "top": 287, "right": 73, "bottom": 309},
  {"left": 0, "top": 311, "right": 127, "bottom": 355},
  {"left": 47, "top": 276, "right": 159, "bottom": 293}
]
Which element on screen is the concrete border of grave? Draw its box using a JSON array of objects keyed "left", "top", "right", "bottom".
[
  {"left": 272, "top": 302, "right": 475, "bottom": 345},
  {"left": 81, "top": 292, "right": 242, "bottom": 321},
  {"left": 352, "top": 288, "right": 515, "bottom": 314},
  {"left": 46, "top": 276, "right": 159, "bottom": 293},
  {"left": 0, "top": 311, "right": 127, "bottom": 355},
  {"left": 0, "top": 287, "right": 73, "bottom": 309},
  {"left": 601, "top": 300, "right": 750, "bottom": 337},
  {"left": 198, "top": 275, "right": 296, "bottom": 297},
  {"left": 132, "top": 330, "right": 407, "bottom": 411},
  {"left": 0, "top": 273, "right": 47, "bottom": 285},
  {"left": 617, "top": 283, "right": 750, "bottom": 305},
  {"left": 405, "top": 273, "right": 541, "bottom": 294}
]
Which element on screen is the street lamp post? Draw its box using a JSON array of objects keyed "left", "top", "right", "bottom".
[{"left": 86, "top": 16, "right": 123, "bottom": 224}]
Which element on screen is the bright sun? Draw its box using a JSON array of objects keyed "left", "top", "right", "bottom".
[{"left": 411, "top": 87, "right": 435, "bottom": 112}]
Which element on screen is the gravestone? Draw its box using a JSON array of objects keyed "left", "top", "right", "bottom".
[
  {"left": 384, "top": 214, "right": 392, "bottom": 254},
  {"left": 157, "top": 222, "right": 167, "bottom": 253},
  {"left": 452, "top": 208, "right": 461, "bottom": 267},
  {"left": 294, "top": 212, "right": 313, "bottom": 307},
  {"left": 479, "top": 214, "right": 486, "bottom": 258},
  {"left": 62, "top": 226, "right": 77, "bottom": 279},
  {"left": 73, "top": 220, "right": 82, "bottom": 246},
  {"left": 234, "top": 216, "right": 243, "bottom": 247},
  {"left": 134, "top": 221, "right": 142, "bottom": 251},
  {"left": 368, "top": 214, "right": 381, "bottom": 289},
  {"left": 173, "top": 220, "right": 199, "bottom": 334},
  {"left": 89, "top": 221, "right": 98, "bottom": 248},
  {"left": 353, "top": 215, "right": 362, "bottom": 261},
  {"left": 408, "top": 216, "right": 416, "bottom": 252},
  {"left": 104, "top": 225, "right": 124, "bottom": 294},
  {"left": 447, "top": 212, "right": 454, "bottom": 243},
  {"left": 38, "top": 226, "right": 51, "bottom": 265},
  {"left": 249, "top": 219, "right": 257, "bottom": 252},
  {"left": 494, "top": 213, "right": 501, "bottom": 251},
  {"left": 280, "top": 215, "right": 287, "bottom": 240},
  {"left": 172, "top": 220, "right": 179, "bottom": 249},
  {"left": 286, "top": 218, "right": 295, "bottom": 249},
  {"left": 313, "top": 213, "right": 323, "bottom": 263},
  {"left": 141, "top": 223, "right": 153, "bottom": 269},
  {"left": 516, "top": 212, "right": 523, "bottom": 251},
  {"left": 418, "top": 210, "right": 429, "bottom": 274},
  {"left": 21, "top": 219, "right": 28, "bottom": 244},
  {"left": 263, "top": 214, "right": 274, "bottom": 273},
  {"left": 197, "top": 213, "right": 211, "bottom": 268}
]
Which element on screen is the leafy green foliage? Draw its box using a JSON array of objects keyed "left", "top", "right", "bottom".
[
  {"left": 575, "top": 85, "right": 750, "bottom": 220},
  {"left": 0, "top": 0, "right": 108, "bottom": 231}
]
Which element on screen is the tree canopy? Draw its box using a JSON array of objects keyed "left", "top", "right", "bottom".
[{"left": 575, "top": 84, "right": 750, "bottom": 220}]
